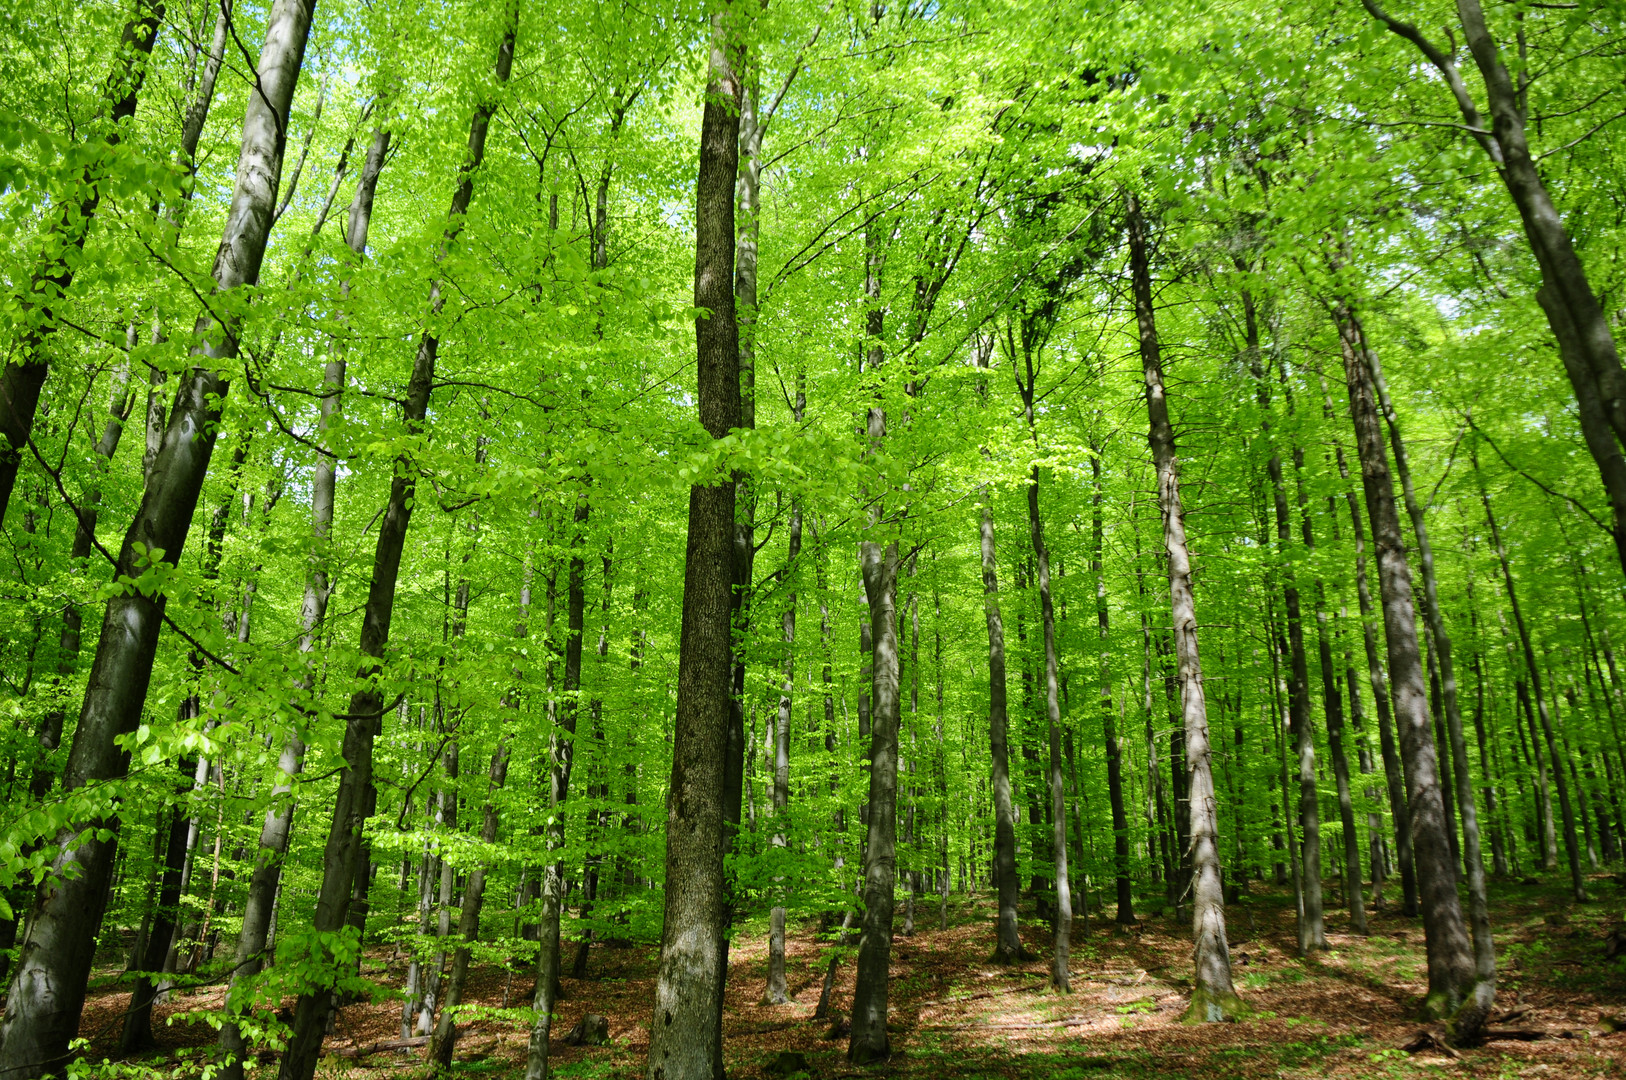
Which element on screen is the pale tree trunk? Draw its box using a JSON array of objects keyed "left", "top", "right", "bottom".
[
  {"left": 0, "top": 3, "right": 316, "bottom": 1074},
  {"left": 1473, "top": 446, "right": 1585, "bottom": 902},
  {"left": 1016, "top": 338, "right": 1071, "bottom": 988},
  {"left": 0, "top": 0, "right": 162, "bottom": 522},
  {"left": 644, "top": 12, "right": 741, "bottom": 1078},
  {"left": 763, "top": 381, "right": 804, "bottom": 1005},
  {"left": 1128, "top": 194, "right": 1240, "bottom": 1022},
  {"left": 1335, "top": 307, "right": 1482, "bottom": 1040},
  {"left": 217, "top": 118, "right": 391, "bottom": 1080},
  {"left": 277, "top": 15, "right": 516, "bottom": 1079},
  {"left": 1029, "top": 474, "right": 1071, "bottom": 990}
]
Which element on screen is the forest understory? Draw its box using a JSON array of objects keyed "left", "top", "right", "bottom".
[{"left": 83, "top": 875, "right": 1626, "bottom": 1080}]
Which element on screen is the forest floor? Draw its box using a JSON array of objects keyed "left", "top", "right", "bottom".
[{"left": 78, "top": 873, "right": 1626, "bottom": 1080}]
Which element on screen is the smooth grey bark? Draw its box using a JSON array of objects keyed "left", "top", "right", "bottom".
[
  {"left": 1128, "top": 195, "right": 1240, "bottom": 1021},
  {"left": 1473, "top": 447, "right": 1585, "bottom": 902},
  {"left": 976, "top": 335, "right": 1024, "bottom": 963},
  {"left": 848, "top": 528, "right": 900, "bottom": 1063},
  {"left": 1029, "top": 473, "right": 1072, "bottom": 990},
  {"left": 0, "top": 3, "right": 316, "bottom": 1074},
  {"left": 217, "top": 118, "right": 390, "bottom": 1080},
  {"left": 1092, "top": 452, "right": 1134, "bottom": 924},
  {"left": 763, "top": 383, "right": 804, "bottom": 1005},
  {"left": 276, "top": 16, "right": 515, "bottom": 1080},
  {"left": 644, "top": 14, "right": 741, "bottom": 1079},
  {"left": 0, "top": 0, "right": 162, "bottom": 523},
  {"left": 1336, "top": 308, "right": 1480, "bottom": 1037},
  {"left": 848, "top": 214, "right": 901, "bottom": 1065},
  {"left": 1359, "top": 328, "right": 1493, "bottom": 1001},
  {"left": 1014, "top": 327, "right": 1071, "bottom": 988},
  {"left": 1323, "top": 392, "right": 1419, "bottom": 916}
]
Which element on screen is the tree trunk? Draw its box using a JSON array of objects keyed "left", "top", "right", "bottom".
[
  {"left": 982, "top": 501, "right": 1024, "bottom": 957},
  {"left": 277, "top": 17, "right": 515, "bottom": 1080},
  {"left": 1324, "top": 403, "right": 1419, "bottom": 917},
  {"left": 1092, "top": 453, "right": 1134, "bottom": 924},
  {"left": 217, "top": 117, "right": 390, "bottom": 1080},
  {"left": 1128, "top": 194, "right": 1240, "bottom": 1021},
  {"left": 0, "top": 4, "right": 315, "bottom": 1074},
  {"left": 1335, "top": 306, "right": 1480, "bottom": 1037},
  {"left": 644, "top": 15, "right": 741, "bottom": 1078},
  {"left": 0, "top": 0, "right": 162, "bottom": 522},
  {"left": 1474, "top": 447, "right": 1585, "bottom": 902}
]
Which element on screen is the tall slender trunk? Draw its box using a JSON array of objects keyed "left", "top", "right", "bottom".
[
  {"left": 1335, "top": 306, "right": 1480, "bottom": 1037},
  {"left": 1323, "top": 389, "right": 1418, "bottom": 916},
  {"left": 1473, "top": 446, "right": 1585, "bottom": 902},
  {"left": 645, "top": 14, "right": 741, "bottom": 1078},
  {"left": 1128, "top": 194, "right": 1240, "bottom": 1021},
  {"left": 1243, "top": 290, "right": 1324, "bottom": 951},
  {"left": 0, "top": 4, "right": 316, "bottom": 1074},
  {"left": 1092, "top": 453, "right": 1134, "bottom": 924},
  {"left": 278, "top": 18, "right": 516, "bottom": 1080},
  {"left": 217, "top": 118, "right": 391, "bottom": 1080},
  {"left": 763, "top": 382, "right": 804, "bottom": 1005},
  {"left": 1359, "top": 327, "right": 1492, "bottom": 992},
  {"left": 524, "top": 495, "right": 589, "bottom": 1080}
]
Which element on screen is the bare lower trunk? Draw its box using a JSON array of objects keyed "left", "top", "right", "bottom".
[
  {"left": 1129, "top": 194, "right": 1239, "bottom": 1022},
  {"left": 644, "top": 18, "right": 741, "bottom": 1079},
  {"left": 1336, "top": 306, "right": 1478, "bottom": 1035}
]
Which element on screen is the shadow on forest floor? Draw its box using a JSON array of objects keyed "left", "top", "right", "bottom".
[{"left": 71, "top": 872, "right": 1626, "bottom": 1079}]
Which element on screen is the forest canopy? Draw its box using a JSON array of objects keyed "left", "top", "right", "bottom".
[{"left": 2, "top": 0, "right": 1626, "bottom": 1076}]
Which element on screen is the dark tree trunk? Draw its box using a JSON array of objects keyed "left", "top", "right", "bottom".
[
  {"left": 644, "top": 14, "right": 741, "bottom": 1078},
  {"left": 1336, "top": 307, "right": 1480, "bottom": 1039},
  {"left": 277, "top": 17, "right": 515, "bottom": 1080}
]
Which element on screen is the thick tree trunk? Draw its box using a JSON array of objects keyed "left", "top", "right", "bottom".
[
  {"left": 0, "top": 4, "right": 315, "bottom": 1074},
  {"left": 1336, "top": 308, "right": 1480, "bottom": 1038},
  {"left": 0, "top": 0, "right": 162, "bottom": 522},
  {"left": 1128, "top": 195, "right": 1240, "bottom": 1021},
  {"left": 644, "top": 14, "right": 741, "bottom": 1079},
  {"left": 277, "top": 18, "right": 515, "bottom": 1080},
  {"left": 848, "top": 532, "right": 900, "bottom": 1063},
  {"left": 1359, "top": 325, "right": 1493, "bottom": 1000}
]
